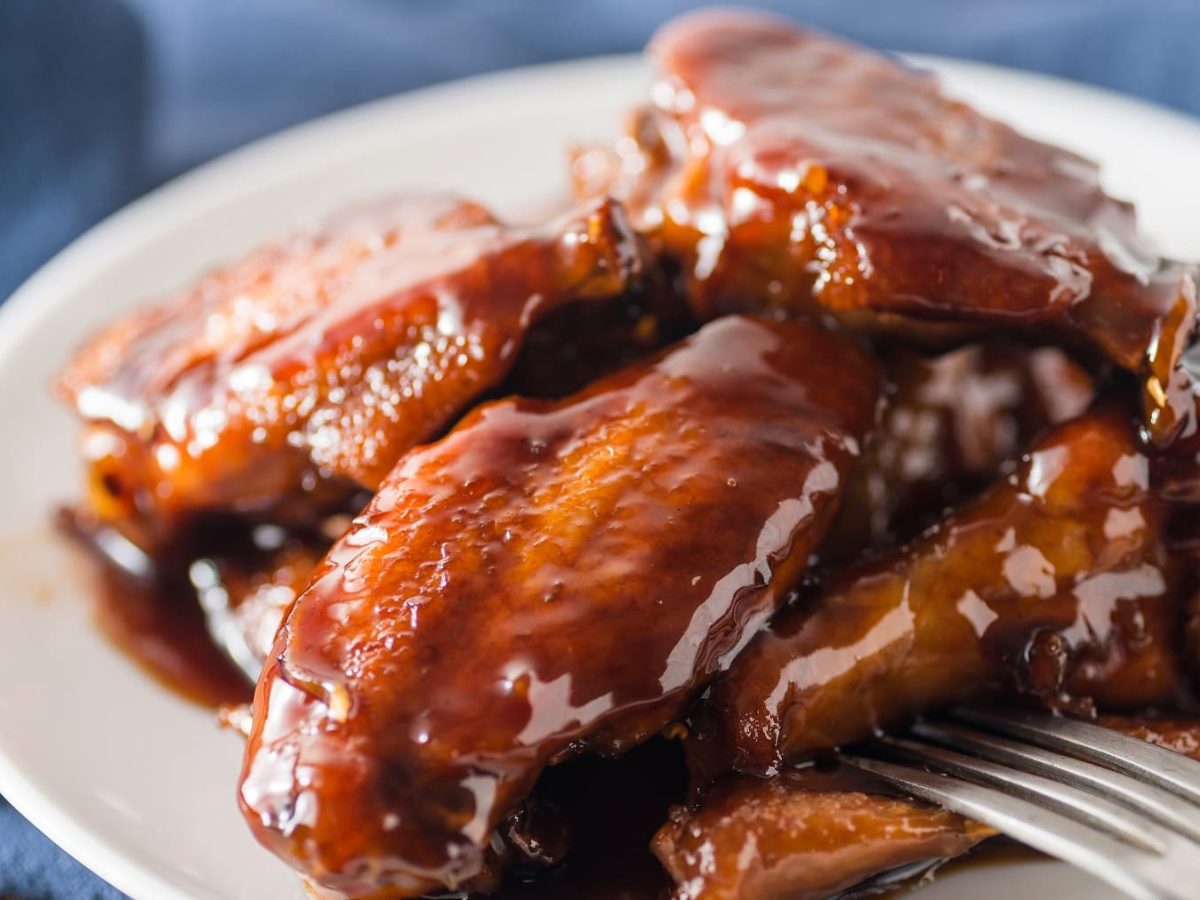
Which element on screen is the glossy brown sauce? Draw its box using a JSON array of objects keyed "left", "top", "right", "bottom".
[
  {"left": 56, "top": 195, "right": 643, "bottom": 554},
  {"left": 61, "top": 514, "right": 253, "bottom": 709},
  {"left": 239, "top": 316, "right": 881, "bottom": 897},
  {"left": 579, "top": 9, "right": 1197, "bottom": 444},
  {"left": 487, "top": 740, "right": 684, "bottom": 900},
  {"left": 690, "top": 409, "right": 1181, "bottom": 783},
  {"left": 61, "top": 505, "right": 1190, "bottom": 900}
]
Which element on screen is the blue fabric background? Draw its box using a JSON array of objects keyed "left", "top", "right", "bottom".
[{"left": 2, "top": 1, "right": 1199, "bottom": 896}]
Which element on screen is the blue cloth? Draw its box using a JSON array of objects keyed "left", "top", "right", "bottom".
[{"left": 2, "top": 1, "right": 1199, "bottom": 896}]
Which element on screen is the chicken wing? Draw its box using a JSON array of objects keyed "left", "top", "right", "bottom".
[
  {"left": 576, "top": 10, "right": 1197, "bottom": 444},
  {"left": 185, "top": 516, "right": 333, "bottom": 679},
  {"left": 57, "top": 195, "right": 643, "bottom": 551},
  {"left": 688, "top": 408, "right": 1182, "bottom": 782},
  {"left": 653, "top": 766, "right": 993, "bottom": 900},
  {"left": 238, "top": 316, "right": 880, "bottom": 897}
]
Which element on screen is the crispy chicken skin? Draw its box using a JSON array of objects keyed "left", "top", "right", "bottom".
[
  {"left": 57, "top": 195, "right": 642, "bottom": 551},
  {"left": 238, "top": 316, "right": 880, "bottom": 897},
  {"left": 653, "top": 767, "right": 993, "bottom": 900},
  {"left": 577, "top": 10, "right": 1197, "bottom": 443},
  {"left": 827, "top": 344, "right": 1095, "bottom": 557},
  {"left": 689, "top": 409, "right": 1182, "bottom": 782}
]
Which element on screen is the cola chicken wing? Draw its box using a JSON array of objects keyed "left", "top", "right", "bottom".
[
  {"left": 688, "top": 409, "right": 1182, "bottom": 782},
  {"left": 57, "top": 195, "right": 643, "bottom": 551},
  {"left": 653, "top": 767, "right": 993, "bottom": 900},
  {"left": 238, "top": 316, "right": 880, "bottom": 897},
  {"left": 578, "top": 10, "right": 1197, "bottom": 443}
]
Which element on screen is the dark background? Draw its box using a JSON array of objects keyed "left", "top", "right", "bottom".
[{"left": 3, "top": 0, "right": 1200, "bottom": 896}]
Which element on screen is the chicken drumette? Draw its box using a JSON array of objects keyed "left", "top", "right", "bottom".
[
  {"left": 688, "top": 409, "right": 1183, "bottom": 784},
  {"left": 58, "top": 195, "right": 643, "bottom": 551},
  {"left": 576, "top": 10, "right": 1197, "bottom": 445},
  {"left": 238, "top": 316, "right": 880, "bottom": 897}
]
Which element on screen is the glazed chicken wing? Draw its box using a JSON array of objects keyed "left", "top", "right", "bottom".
[
  {"left": 57, "top": 195, "right": 643, "bottom": 551},
  {"left": 576, "top": 10, "right": 1197, "bottom": 444},
  {"left": 238, "top": 316, "right": 880, "bottom": 897},
  {"left": 653, "top": 767, "right": 993, "bottom": 900},
  {"left": 688, "top": 409, "right": 1182, "bottom": 782},
  {"left": 186, "top": 518, "right": 332, "bottom": 679}
]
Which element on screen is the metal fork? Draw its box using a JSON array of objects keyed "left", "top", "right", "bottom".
[{"left": 841, "top": 706, "right": 1200, "bottom": 900}]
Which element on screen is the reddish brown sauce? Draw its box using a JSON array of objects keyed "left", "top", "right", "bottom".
[
  {"left": 56, "top": 196, "right": 643, "bottom": 553},
  {"left": 59, "top": 509, "right": 253, "bottom": 708},
  {"left": 488, "top": 740, "right": 684, "bottom": 900},
  {"left": 689, "top": 409, "right": 1181, "bottom": 783},
  {"left": 57, "top": 506, "right": 337, "bottom": 708},
  {"left": 653, "top": 763, "right": 995, "bottom": 900},
  {"left": 577, "top": 9, "right": 1197, "bottom": 444},
  {"left": 239, "top": 316, "right": 881, "bottom": 897},
  {"left": 825, "top": 343, "right": 1096, "bottom": 559}
]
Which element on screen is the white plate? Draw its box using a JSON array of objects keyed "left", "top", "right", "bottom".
[{"left": 2, "top": 52, "right": 1199, "bottom": 900}]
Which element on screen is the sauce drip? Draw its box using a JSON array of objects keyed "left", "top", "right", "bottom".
[{"left": 59, "top": 508, "right": 253, "bottom": 709}]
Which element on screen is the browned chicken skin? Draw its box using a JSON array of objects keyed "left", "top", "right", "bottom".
[
  {"left": 238, "top": 316, "right": 880, "bottom": 897},
  {"left": 689, "top": 409, "right": 1182, "bottom": 782},
  {"left": 57, "top": 195, "right": 642, "bottom": 551},
  {"left": 653, "top": 766, "right": 994, "bottom": 900},
  {"left": 656, "top": 713, "right": 1200, "bottom": 900},
  {"left": 577, "top": 10, "right": 1197, "bottom": 443}
]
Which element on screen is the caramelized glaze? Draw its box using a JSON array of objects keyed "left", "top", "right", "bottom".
[
  {"left": 60, "top": 508, "right": 254, "bottom": 708},
  {"left": 827, "top": 344, "right": 1095, "bottom": 557},
  {"left": 690, "top": 409, "right": 1182, "bottom": 781},
  {"left": 653, "top": 765, "right": 993, "bottom": 900},
  {"left": 238, "top": 317, "right": 879, "bottom": 897},
  {"left": 57, "top": 195, "right": 642, "bottom": 551},
  {"left": 579, "top": 9, "right": 1197, "bottom": 443},
  {"left": 488, "top": 739, "right": 684, "bottom": 900}
]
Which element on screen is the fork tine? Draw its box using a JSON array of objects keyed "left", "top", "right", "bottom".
[
  {"left": 872, "top": 735, "right": 1168, "bottom": 853},
  {"left": 842, "top": 754, "right": 1192, "bottom": 900},
  {"left": 950, "top": 706, "right": 1200, "bottom": 807},
  {"left": 913, "top": 719, "right": 1200, "bottom": 844}
]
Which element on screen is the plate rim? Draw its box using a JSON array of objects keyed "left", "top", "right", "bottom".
[{"left": 2, "top": 49, "right": 1199, "bottom": 900}]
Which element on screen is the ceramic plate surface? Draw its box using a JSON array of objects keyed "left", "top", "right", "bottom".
[{"left": 2, "top": 52, "right": 1199, "bottom": 900}]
